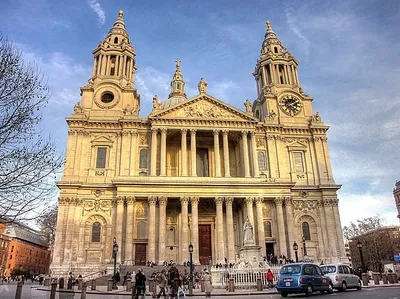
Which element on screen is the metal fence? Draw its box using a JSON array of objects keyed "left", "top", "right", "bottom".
[{"left": 211, "top": 265, "right": 281, "bottom": 289}]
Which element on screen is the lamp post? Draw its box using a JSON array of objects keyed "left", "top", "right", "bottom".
[
  {"left": 112, "top": 237, "right": 119, "bottom": 290},
  {"left": 293, "top": 241, "right": 299, "bottom": 263},
  {"left": 357, "top": 240, "right": 365, "bottom": 273},
  {"left": 302, "top": 236, "right": 307, "bottom": 257},
  {"left": 189, "top": 244, "right": 194, "bottom": 296}
]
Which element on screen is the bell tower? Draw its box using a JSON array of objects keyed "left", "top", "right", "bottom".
[
  {"left": 252, "top": 21, "right": 313, "bottom": 123},
  {"left": 77, "top": 10, "right": 140, "bottom": 119}
]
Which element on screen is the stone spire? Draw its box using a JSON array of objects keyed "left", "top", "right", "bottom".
[
  {"left": 169, "top": 58, "right": 187, "bottom": 98},
  {"left": 261, "top": 20, "right": 284, "bottom": 57}
]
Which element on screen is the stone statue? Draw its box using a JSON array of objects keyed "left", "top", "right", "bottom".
[
  {"left": 152, "top": 95, "right": 161, "bottom": 110},
  {"left": 266, "top": 109, "right": 277, "bottom": 121},
  {"left": 198, "top": 78, "right": 208, "bottom": 94},
  {"left": 244, "top": 99, "right": 252, "bottom": 113},
  {"left": 74, "top": 102, "right": 84, "bottom": 114},
  {"left": 123, "top": 104, "right": 139, "bottom": 116},
  {"left": 243, "top": 217, "right": 254, "bottom": 244},
  {"left": 312, "top": 111, "right": 321, "bottom": 122}
]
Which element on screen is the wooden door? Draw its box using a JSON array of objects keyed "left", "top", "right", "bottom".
[
  {"left": 199, "top": 224, "right": 212, "bottom": 265},
  {"left": 135, "top": 244, "right": 147, "bottom": 265}
]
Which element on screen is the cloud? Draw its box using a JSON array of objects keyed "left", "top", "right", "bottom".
[{"left": 87, "top": 0, "right": 106, "bottom": 25}]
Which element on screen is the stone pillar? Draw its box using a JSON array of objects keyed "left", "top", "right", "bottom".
[
  {"left": 125, "top": 197, "right": 135, "bottom": 264},
  {"left": 160, "top": 128, "right": 167, "bottom": 176},
  {"left": 250, "top": 131, "right": 260, "bottom": 177},
  {"left": 274, "top": 197, "right": 287, "bottom": 256},
  {"left": 213, "top": 130, "right": 221, "bottom": 177},
  {"left": 324, "top": 199, "right": 338, "bottom": 261},
  {"left": 64, "top": 198, "right": 76, "bottom": 264},
  {"left": 181, "top": 129, "right": 188, "bottom": 176},
  {"left": 96, "top": 55, "right": 102, "bottom": 75},
  {"left": 116, "top": 196, "right": 125, "bottom": 263},
  {"left": 190, "top": 129, "right": 197, "bottom": 176},
  {"left": 241, "top": 131, "right": 250, "bottom": 177},
  {"left": 52, "top": 198, "right": 67, "bottom": 265},
  {"left": 71, "top": 200, "right": 83, "bottom": 263},
  {"left": 255, "top": 197, "right": 266, "bottom": 255},
  {"left": 122, "top": 56, "right": 127, "bottom": 77},
  {"left": 129, "top": 131, "right": 138, "bottom": 176},
  {"left": 150, "top": 128, "right": 158, "bottom": 176},
  {"left": 318, "top": 200, "right": 331, "bottom": 260},
  {"left": 180, "top": 197, "right": 189, "bottom": 263},
  {"left": 332, "top": 199, "right": 347, "bottom": 259},
  {"left": 244, "top": 197, "right": 255, "bottom": 229},
  {"left": 215, "top": 197, "right": 225, "bottom": 263},
  {"left": 101, "top": 55, "right": 107, "bottom": 75},
  {"left": 222, "top": 130, "right": 230, "bottom": 177},
  {"left": 225, "top": 197, "right": 235, "bottom": 263},
  {"left": 148, "top": 196, "right": 157, "bottom": 262},
  {"left": 158, "top": 196, "right": 168, "bottom": 264},
  {"left": 284, "top": 197, "right": 295, "bottom": 259},
  {"left": 190, "top": 197, "right": 200, "bottom": 264},
  {"left": 106, "top": 55, "right": 111, "bottom": 75},
  {"left": 120, "top": 132, "right": 130, "bottom": 176}
]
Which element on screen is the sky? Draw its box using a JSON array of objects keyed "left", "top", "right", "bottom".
[{"left": 0, "top": 0, "right": 399, "bottom": 228}]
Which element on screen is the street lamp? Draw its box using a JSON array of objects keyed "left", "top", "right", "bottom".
[
  {"left": 357, "top": 240, "right": 365, "bottom": 273},
  {"left": 293, "top": 241, "right": 299, "bottom": 263},
  {"left": 188, "top": 244, "right": 194, "bottom": 296},
  {"left": 302, "top": 236, "right": 307, "bottom": 257},
  {"left": 112, "top": 237, "right": 119, "bottom": 290}
]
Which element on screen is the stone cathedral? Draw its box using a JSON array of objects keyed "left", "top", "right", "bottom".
[{"left": 51, "top": 11, "right": 347, "bottom": 275}]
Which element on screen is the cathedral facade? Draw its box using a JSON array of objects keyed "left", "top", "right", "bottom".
[{"left": 51, "top": 11, "right": 346, "bottom": 275}]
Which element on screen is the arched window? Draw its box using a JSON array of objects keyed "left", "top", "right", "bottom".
[
  {"left": 274, "top": 47, "right": 278, "bottom": 53},
  {"left": 264, "top": 221, "right": 272, "bottom": 238},
  {"left": 302, "top": 222, "right": 311, "bottom": 241},
  {"left": 255, "top": 110, "right": 260, "bottom": 120},
  {"left": 139, "top": 149, "right": 148, "bottom": 169},
  {"left": 114, "top": 37, "right": 118, "bottom": 44},
  {"left": 91, "top": 222, "right": 101, "bottom": 242}
]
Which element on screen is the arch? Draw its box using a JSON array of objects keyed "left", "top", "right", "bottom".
[
  {"left": 91, "top": 222, "right": 101, "bottom": 242},
  {"left": 302, "top": 222, "right": 311, "bottom": 240},
  {"left": 114, "top": 37, "right": 118, "bottom": 44},
  {"left": 296, "top": 214, "right": 317, "bottom": 242},
  {"left": 255, "top": 110, "right": 260, "bottom": 120},
  {"left": 264, "top": 221, "right": 272, "bottom": 238}
]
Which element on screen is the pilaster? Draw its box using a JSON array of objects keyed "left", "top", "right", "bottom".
[
  {"left": 158, "top": 196, "right": 168, "bottom": 264},
  {"left": 215, "top": 197, "right": 225, "bottom": 263},
  {"left": 150, "top": 128, "right": 158, "bottom": 176},
  {"left": 180, "top": 196, "right": 189, "bottom": 262},
  {"left": 160, "top": 128, "right": 167, "bottom": 176},
  {"left": 242, "top": 131, "right": 250, "bottom": 177},
  {"left": 190, "top": 129, "right": 197, "bottom": 176},
  {"left": 125, "top": 196, "right": 136, "bottom": 264},
  {"left": 255, "top": 197, "right": 266, "bottom": 255},
  {"left": 181, "top": 129, "right": 188, "bottom": 176},
  {"left": 148, "top": 196, "right": 157, "bottom": 262},
  {"left": 213, "top": 130, "right": 221, "bottom": 177},
  {"left": 284, "top": 197, "right": 295, "bottom": 259},
  {"left": 190, "top": 196, "right": 200, "bottom": 264},
  {"left": 274, "top": 197, "right": 287, "bottom": 256},
  {"left": 225, "top": 197, "right": 235, "bottom": 263},
  {"left": 222, "top": 130, "right": 230, "bottom": 177}
]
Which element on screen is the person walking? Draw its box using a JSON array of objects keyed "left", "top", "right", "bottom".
[
  {"left": 203, "top": 270, "right": 212, "bottom": 298},
  {"left": 169, "top": 263, "right": 180, "bottom": 299},
  {"left": 156, "top": 269, "right": 167, "bottom": 298},
  {"left": 134, "top": 268, "right": 146, "bottom": 299},
  {"left": 266, "top": 269, "right": 274, "bottom": 289}
]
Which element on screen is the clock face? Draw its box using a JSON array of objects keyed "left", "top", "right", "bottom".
[{"left": 279, "top": 95, "right": 302, "bottom": 116}]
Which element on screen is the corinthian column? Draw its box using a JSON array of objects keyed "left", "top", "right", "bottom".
[
  {"left": 215, "top": 197, "right": 225, "bottom": 263},
  {"left": 116, "top": 196, "right": 125, "bottom": 263},
  {"left": 190, "top": 196, "right": 200, "bottom": 264},
  {"left": 250, "top": 131, "right": 260, "bottom": 177},
  {"left": 53, "top": 198, "right": 67, "bottom": 265},
  {"left": 160, "top": 128, "right": 167, "bottom": 176},
  {"left": 255, "top": 197, "right": 266, "bottom": 254},
  {"left": 181, "top": 129, "right": 188, "bottom": 176},
  {"left": 222, "top": 130, "right": 230, "bottom": 177},
  {"left": 324, "top": 199, "right": 338, "bottom": 261},
  {"left": 225, "top": 197, "right": 235, "bottom": 263},
  {"left": 148, "top": 196, "right": 157, "bottom": 262},
  {"left": 158, "top": 196, "right": 168, "bottom": 264},
  {"left": 242, "top": 131, "right": 250, "bottom": 177},
  {"left": 180, "top": 196, "right": 189, "bottom": 262},
  {"left": 284, "top": 197, "right": 295, "bottom": 259},
  {"left": 190, "top": 129, "right": 197, "bottom": 176},
  {"left": 274, "top": 197, "right": 287, "bottom": 256},
  {"left": 125, "top": 197, "right": 136, "bottom": 264},
  {"left": 332, "top": 198, "right": 346, "bottom": 259},
  {"left": 150, "top": 128, "right": 158, "bottom": 176},
  {"left": 213, "top": 130, "right": 221, "bottom": 177},
  {"left": 244, "top": 197, "right": 255, "bottom": 229}
]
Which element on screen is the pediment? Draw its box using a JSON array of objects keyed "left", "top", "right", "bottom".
[
  {"left": 150, "top": 95, "right": 257, "bottom": 122},
  {"left": 91, "top": 136, "right": 114, "bottom": 145},
  {"left": 286, "top": 141, "right": 307, "bottom": 151}
]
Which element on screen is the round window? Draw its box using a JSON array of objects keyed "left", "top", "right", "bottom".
[{"left": 101, "top": 92, "right": 114, "bottom": 103}]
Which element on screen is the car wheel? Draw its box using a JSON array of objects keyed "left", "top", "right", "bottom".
[
  {"left": 305, "top": 284, "right": 313, "bottom": 296},
  {"left": 327, "top": 283, "right": 334, "bottom": 294},
  {"left": 340, "top": 281, "right": 347, "bottom": 292},
  {"left": 281, "top": 292, "right": 288, "bottom": 297},
  {"left": 357, "top": 280, "right": 362, "bottom": 290}
]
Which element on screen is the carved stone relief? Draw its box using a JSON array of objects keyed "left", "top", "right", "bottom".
[{"left": 293, "top": 200, "right": 319, "bottom": 212}]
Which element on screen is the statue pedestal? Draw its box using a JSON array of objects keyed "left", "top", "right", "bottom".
[{"left": 239, "top": 245, "right": 262, "bottom": 267}]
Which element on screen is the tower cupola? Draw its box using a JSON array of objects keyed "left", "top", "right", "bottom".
[{"left": 160, "top": 59, "right": 187, "bottom": 109}]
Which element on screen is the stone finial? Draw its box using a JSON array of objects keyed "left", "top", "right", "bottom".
[
  {"left": 175, "top": 58, "right": 181, "bottom": 70},
  {"left": 244, "top": 99, "right": 253, "bottom": 113},
  {"left": 198, "top": 77, "right": 208, "bottom": 94}
]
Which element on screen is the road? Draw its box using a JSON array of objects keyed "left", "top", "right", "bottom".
[{"left": 1, "top": 283, "right": 400, "bottom": 299}]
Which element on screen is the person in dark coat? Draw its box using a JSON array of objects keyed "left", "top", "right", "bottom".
[{"left": 135, "top": 268, "right": 146, "bottom": 299}]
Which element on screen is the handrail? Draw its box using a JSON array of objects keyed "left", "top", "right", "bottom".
[{"left": 83, "top": 269, "right": 107, "bottom": 281}]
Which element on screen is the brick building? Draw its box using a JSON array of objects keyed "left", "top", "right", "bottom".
[{"left": 0, "top": 223, "right": 11, "bottom": 276}]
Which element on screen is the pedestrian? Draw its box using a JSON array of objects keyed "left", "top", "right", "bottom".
[
  {"left": 169, "top": 263, "right": 180, "bottom": 299},
  {"left": 115, "top": 271, "right": 121, "bottom": 285},
  {"left": 134, "top": 268, "right": 146, "bottom": 299},
  {"left": 266, "top": 269, "right": 274, "bottom": 288},
  {"left": 203, "top": 269, "right": 212, "bottom": 298},
  {"left": 156, "top": 269, "right": 167, "bottom": 298}
]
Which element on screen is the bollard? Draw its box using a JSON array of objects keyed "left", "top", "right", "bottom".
[
  {"left": 388, "top": 273, "right": 394, "bottom": 284},
  {"left": 256, "top": 278, "right": 263, "bottom": 291},
  {"left": 59, "top": 277, "right": 65, "bottom": 289},
  {"left": 373, "top": 273, "right": 380, "bottom": 285},
  {"left": 228, "top": 278, "right": 235, "bottom": 292},
  {"left": 392, "top": 273, "right": 398, "bottom": 283},
  {"left": 361, "top": 273, "right": 369, "bottom": 286},
  {"left": 15, "top": 281, "right": 23, "bottom": 299},
  {"left": 78, "top": 278, "right": 83, "bottom": 290},
  {"left": 201, "top": 279, "right": 205, "bottom": 292},
  {"left": 126, "top": 278, "right": 132, "bottom": 292},
  {"left": 91, "top": 279, "right": 97, "bottom": 290},
  {"left": 50, "top": 281, "right": 57, "bottom": 299},
  {"left": 67, "top": 278, "right": 73, "bottom": 289},
  {"left": 80, "top": 281, "right": 87, "bottom": 299},
  {"left": 382, "top": 274, "right": 388, "bottom": 284},
  {"left": 107, "top": 278, "right": 113, "bottom": 291},
  {"left": 44, "top": 277, "right": 50, "bottom": 287}
]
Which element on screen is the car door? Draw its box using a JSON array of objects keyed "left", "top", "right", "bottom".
[
  {"left": 345, "top": 265, "right": 356, "bottom": 287},
  {"left": 312, "top": 265, "right": 323, "bottom": 291}
]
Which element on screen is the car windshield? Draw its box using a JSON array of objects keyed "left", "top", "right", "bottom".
[
  {"left": 320, "top": 266, "right": 336, "bottom": 274},
  {"left": 280, "top": 265, "right": 301, "bottom": 275}
]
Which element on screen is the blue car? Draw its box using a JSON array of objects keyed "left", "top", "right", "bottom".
[{"left": 276, "top": 263, "right": 333, "bottom": 297}]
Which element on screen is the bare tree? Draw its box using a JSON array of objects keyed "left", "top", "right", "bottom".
[
  {"left": 343, "top": 214, "right": 385, "bottom": 241},
  {"left": 36, "top": 204, "right": 58, "bottom": 247},
  {"left": 0, "top": 35, "right": 63, "bottom": 222}
]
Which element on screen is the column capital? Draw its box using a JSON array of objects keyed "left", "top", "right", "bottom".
[
  {"left": 244, "top": 197, "right": 254, "bottom": 205},
  {"left": 283, "top": 197, "right": 293, "bottom": 206},
  {"left": 213, "top": 129, "right": 220, "bottom": 136},
  {"left": 190, "top": 196, "right": 200, "bottom": 205},
  {"left": 274, "top": 197, "right": 284, "bottom": 205},
  {"left": 159, "top": 196, "right": 168, "bottom": 205},
  {"left": 160, "top": 128, "right": 167, "bottom": 134},
  {"left": 190, "top": 129, "right": 197, "bottom": 134},
  {"left": 225, "top": 197, "right": 234, "bottom": 205},
  {"left": 241, "top": 130, "right": 249, "bottom": 136},
  {"left": 126, "top": 196, "right": 136, "bottom": 205},
  {"left": 181, "top": 128, "right": 188, "bottom": 134},
  {"left": 214, "top": 197, "right": 224, "bottom": 205},
  {"left": 250, "top": 131, "right": 256, "bottom": 137},
  {"left": 254, "top": 197, "right": 264, "bottom": 205},
  {"left": 222, "top": 130, "right": 229, "bottom": 136},
  {"left": 117, "top": 196, "right": 125, "bottom": 205},
  {"left": 148, "top": 196, "right": 157, "bottom": 205},
  {"left": 180, "top": 196, "right": 189, "bottom": 205},
  {"left": 151, "top": 128, "right": 158, "bottom": 133}
]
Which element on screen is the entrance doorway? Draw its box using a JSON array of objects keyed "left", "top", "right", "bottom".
[
  {"left": 135, "top": 243, "right": 147, "bottom": 265},
  {"left": 199, "top": 224, "right": 212, "bottom": 265},
  {"left": 196, "top": 148, "right": 209, "bottom": 177},
  {"left": 266, "top": 242, "right": 275, "bottom": 258}
]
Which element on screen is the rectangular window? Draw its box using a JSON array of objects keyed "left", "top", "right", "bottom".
[
  {"left": 293, "top": 152, "right": 304, "bottom": 172},
  {"left": 9, "top": 254, "right": 12, "bottom": 260},
  {"left": 96, "top": 147, "right": 107, "bottom": 168},
  {"left": 11, "top": 245, "right": 14, "bottom": 252}
]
